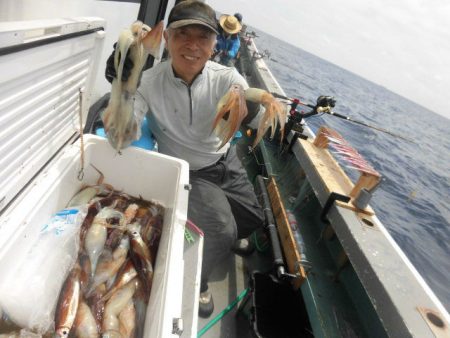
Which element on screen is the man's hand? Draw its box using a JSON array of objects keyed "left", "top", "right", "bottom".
[{"left": 105, "top": 43, "right": 134, "bottom": 83}]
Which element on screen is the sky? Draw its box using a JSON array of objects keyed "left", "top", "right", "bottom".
[{"left": 208, "top": 0, "right": 450, "bottom": 120}]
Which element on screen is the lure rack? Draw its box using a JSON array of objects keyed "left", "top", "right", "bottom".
[{"left": 299, "top": 126, "right": 381, "bottom": 216}]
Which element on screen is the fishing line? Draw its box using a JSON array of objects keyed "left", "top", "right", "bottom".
[
  {"left": 273, "top": 92, "right": 414, "bottom": 142},
  {"left": 78, "top": 88, "right": 85, "bottom": 181}
]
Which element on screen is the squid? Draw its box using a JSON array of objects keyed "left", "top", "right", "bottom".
[
  {"left": 54, "top": 264, "right": 81, "bottom": 338},
  {"left": 102, "top": 279, "right": 138, "bottom": 337},
  {"left": 87, "top": 284, "right": 107, "bottom": 333},
  {"left": 128, "top": 226, "right": 154, "bottom": 299},
  {"left": 79, "top": 253, "right": 92, "bottom": 294},
  {"left": 212, "top": 85, "right": 287, "bottom": 148},
  {"left": 118, "top": 300, "right": 136, "bottom": 338},
  {"left": 67, "top": 165, "right": 113, "bottom": 207},
  {"left": 73, "top": 300, "right": 99, "bottom": 338},
  {"left": 88, "top": 236, "right": 129, "bottom": 295},
  {"left": 212, "top": 84, "right": 248, "bottom": 150},
  {"left": 67, "top": 184, "right": 112, "bottom": 208},
  {"left": 122, "top": 203, "right": 139, "bottom": 227},
  {"left": 101, "top": 259, "right": 137, "bottom": 303},
  {"left": 102, "top": 21, "right": 164, "bottom": 152},
  {"left": 85, "top": 207, "right": 124, "bottom": 276}
]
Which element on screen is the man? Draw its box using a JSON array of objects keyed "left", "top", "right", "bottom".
[
  {"left": 213, "top": 14, "right": 242, "bottom": 66},
  {"left": 234, "top": 12, "right": 243, "bottom": 24},
  {"left": 105, "top": 1, "right": 264, "bottom": 318},
  {"left": 234, "top": 12, "right": 247, "bottom": 35}
]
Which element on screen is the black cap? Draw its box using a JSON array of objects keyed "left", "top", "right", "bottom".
[{"left": 167, "top": 0, "right": 219, "bottom": 34}]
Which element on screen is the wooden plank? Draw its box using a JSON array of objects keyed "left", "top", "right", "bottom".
[
  {"left": 313, "top": 126, "right": 331, "bottom": 148},
  {"left": 267, "top": 177, "right": 306, "bottom": 289},
  {"left": 350, "top": 172, "right": 381, "bottom": 198}
]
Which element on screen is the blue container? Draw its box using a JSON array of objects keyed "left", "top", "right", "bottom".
[{"left": 95, "top": 117, "right": 155, "bottom": 151}]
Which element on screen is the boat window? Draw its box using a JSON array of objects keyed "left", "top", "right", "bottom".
[{"left": 137, "top": 0, "right": 170, "bottom": 69}]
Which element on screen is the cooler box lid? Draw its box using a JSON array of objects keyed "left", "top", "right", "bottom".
[{"left": 0, "top": 17, "right": 105, "bottom": 213}]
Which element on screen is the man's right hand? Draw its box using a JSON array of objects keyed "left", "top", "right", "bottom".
[{"left": 105, "top": 43, "right": 134, "bottom": 83}]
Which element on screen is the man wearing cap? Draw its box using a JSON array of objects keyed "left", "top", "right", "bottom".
[
  {"left": 213, "top": 14, "right": 242, "bottom": 66},
  {"left": 105, "top": 0, "right": 264, "bottom": 318},
  {"left": 234, "top": 12, "right": 247, "bottom": 35}
]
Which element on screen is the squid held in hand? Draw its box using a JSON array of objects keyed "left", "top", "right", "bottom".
[
  {"left": 246, "top": 88, "right": 287, "bottom": 146},
  {"left": 102, "top": 21, "right": 164, "bottom": 152},
  {"left": 212, "top": 84, "right": 248, "bottom": 150},
  {"left": 212, "top": 85, "right": 287, "bottom": 149}
]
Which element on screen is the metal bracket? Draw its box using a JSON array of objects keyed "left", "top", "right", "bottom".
[
  {"left": 294, "top": 259, "right": 312, "bottom": 273},
  {"left": 172, "top": 317, "right": 184, "bottom": 336},
  {"left": 277, "top": 265, "right": 298, "bottom": 281},
  {"left": 282, "top": 131, "right": 308, "bottom": 155},
  {"left": 320, "top": 192, "right": 351, "bottom": 224}
]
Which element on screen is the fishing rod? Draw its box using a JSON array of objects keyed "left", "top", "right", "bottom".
[
  {"left": 271, "top": 92, "right": 414, "bottom": 142},
  {"left": 267, "top": 57, "right": 297, "bottom": 70}
]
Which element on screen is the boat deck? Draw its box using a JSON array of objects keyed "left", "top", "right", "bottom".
[
  {"left": 195, "top": 143, "right": 313, "bottom": 338},
  {"left": 197, "top": 253, "right": 256, "bottom": 338},
  {"left": 197, "top": 244, "right": 310, "bottom": 338}
]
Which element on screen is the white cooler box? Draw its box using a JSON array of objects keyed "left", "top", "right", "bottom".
[{"left": 0, "top": 18, "right": 196, "bottom": 337}]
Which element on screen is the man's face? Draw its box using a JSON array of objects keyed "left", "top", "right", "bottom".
[{"left": 165, "top": 25, "right": 216, "bottom": 83}]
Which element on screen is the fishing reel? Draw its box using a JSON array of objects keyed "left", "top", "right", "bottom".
[
  {"left": 285, "top": 101, "right": 305, "bottom": 134},
  {"left": 284, "top": 95, "right": 337, "bottom": 134},
  {"left": 245, "top": 31, "right": 259, "bottom": 39},
  {"left": 252, "top": 49, "right": 271, "bottom": 60},
  {"left": 315, "top": 95, "right": 336, "bottom": 113},
  {"left": 280, "top": 99, "right": 309, "bottom": 154},
  {"left": 281, "top": 95, "right": 337, "bottom": 154}
]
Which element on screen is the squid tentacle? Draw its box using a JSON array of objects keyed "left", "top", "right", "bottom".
[
  {"left": 211, "top": 86, "right": 287, "bottom": 149},
  {"left": 244, "top": 88, "right": 287, "bottom": 147},
  {"left": 211, "top": 84, "right": 248, "bottom": 149}
]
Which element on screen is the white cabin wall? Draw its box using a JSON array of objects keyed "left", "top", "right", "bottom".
[{"left": 0, "top": 0, "right": 140, "bottom": 105}]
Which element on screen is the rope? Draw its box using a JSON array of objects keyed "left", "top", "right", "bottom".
[{"left": 77, "top": 88, "right": 85, "bottom": 181}]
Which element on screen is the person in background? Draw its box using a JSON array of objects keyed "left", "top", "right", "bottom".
[
  {"left": 234, "top": 12, "right": 247, "bottom": 35},
  {"left": 234, "top": 12, "right": 243, "bottom": 24},
  {"left": 213, "top": 14, "right": 242, "bottom": 67},
  {"left": 105, "top": 0, "right": 264, "bottom": 319}
]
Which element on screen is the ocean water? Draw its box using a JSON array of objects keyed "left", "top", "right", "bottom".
[{"left": 249, "top": 27, "right": 450, "bottom": 312}]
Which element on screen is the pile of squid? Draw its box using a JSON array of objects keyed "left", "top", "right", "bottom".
[
  {"left": 212, "top": 84, "right": 288, "bottom": 149},
  {"left": 55, "top": 184, "right": 164, "bottom": 338}
]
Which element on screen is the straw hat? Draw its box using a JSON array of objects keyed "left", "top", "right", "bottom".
[{"left": 219, "top": 15, "right": 242, "bottom": 34}]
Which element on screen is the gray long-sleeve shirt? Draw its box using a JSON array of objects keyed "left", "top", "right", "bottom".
[{"left": 134, "top": 60, "right": 262, "bottom": 170}]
